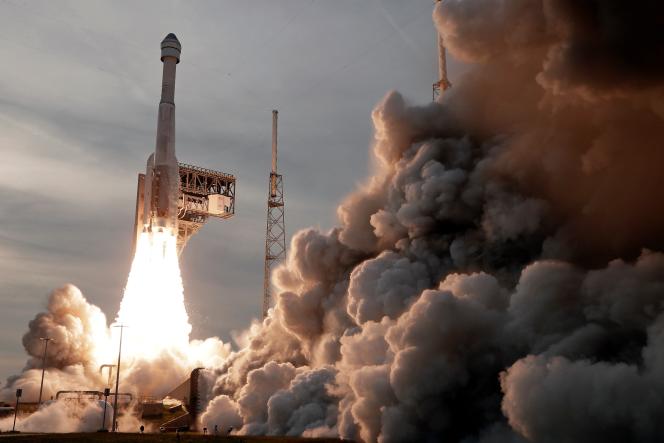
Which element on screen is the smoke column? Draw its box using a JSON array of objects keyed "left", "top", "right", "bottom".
[
  {"left": 198, "top": 1, "right": 664, "bottom": 442},
  {"left": 3, "top": 0, "right": 664, "bottom": 441}
]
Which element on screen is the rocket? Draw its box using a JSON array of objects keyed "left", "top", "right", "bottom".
[{"left": 135, "top": 33, "right": 182, "bottom": 239}]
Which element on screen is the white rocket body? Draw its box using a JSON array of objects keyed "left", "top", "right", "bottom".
[{"left": 143, "top": 33, "right": 181, "bottom": 233}]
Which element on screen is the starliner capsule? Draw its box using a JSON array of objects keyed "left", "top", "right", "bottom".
[{"left": 140, "top": 33, "right": 181, "bottom": 236}]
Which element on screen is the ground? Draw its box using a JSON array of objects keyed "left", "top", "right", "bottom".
[{"left": 0, "top": 433, "right": 350, "bottom": 443}]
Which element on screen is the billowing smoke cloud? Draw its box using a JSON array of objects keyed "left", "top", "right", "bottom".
[
  {"left": 194, "top": 1, "right": 664, "bottom": 442},
  {"left": 2, "top": 0, "right": 663, "bottom": 440},
  {"left": 21, "top": 285, "right": 108, "bottom": 370},
  {"left": 0, "top": 397, "right": 144, "bottom": 433},
  {"left": 0, "top": 399, "right": 108, "bottom": 433},
  {"left": 0, "top": 285, "right": 107, "bottom": 403},
  {"left": 0, "top": 283, "right": 231, "bottom": 426}
]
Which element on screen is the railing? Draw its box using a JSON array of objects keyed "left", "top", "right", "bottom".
[{"left": 178, "top": 163, "right": 235, "bottom": 181}]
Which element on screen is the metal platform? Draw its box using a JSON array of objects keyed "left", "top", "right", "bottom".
[{"left": 176, "top": 163, "right": 236, "bottom": 252}]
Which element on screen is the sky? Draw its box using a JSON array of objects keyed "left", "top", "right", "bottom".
[{"left": 0, "top": 0, "right": 465, "bottom": 382}]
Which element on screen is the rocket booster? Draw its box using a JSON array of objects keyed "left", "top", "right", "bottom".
[{"left": 143, "top": 33, "right": 181, "bottom": 233}]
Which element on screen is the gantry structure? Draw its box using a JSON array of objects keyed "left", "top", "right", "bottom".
[
  {"left": 263, "top": 110, "right": 286, "bottom": 318},
  {"left": 176, "top": 163, "right": 235, "bottom": 252},
  {"left": 133, "top": 164, "right": 236, "bottom": 254}
]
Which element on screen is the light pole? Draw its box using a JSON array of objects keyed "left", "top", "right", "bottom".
[
  {"left": 111, "top": 324, "right": 127, "bottom": 433},
  {"left": 99, "top": 387, "right": 110, "bottom": 432},
  {"left": 37, "top": 337, "right": 54, "bottom": 406},
  {"left": 12, "top": 389, "right": 22, "bottom": 432}
]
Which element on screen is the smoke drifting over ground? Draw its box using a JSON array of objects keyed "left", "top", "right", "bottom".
[
  {"left": 2, "top": 0, "right": 663, "bottom": 441},
  {"left": 0, "top": 399, "right": 109, "bottom": 433}
]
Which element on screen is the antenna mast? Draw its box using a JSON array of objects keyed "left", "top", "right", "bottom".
[
  {"left": 432, "top": 0, "right": 451, "bottom": 101},
  {"left": 263, "top": 110, "right": 286, "bottom": 318}
]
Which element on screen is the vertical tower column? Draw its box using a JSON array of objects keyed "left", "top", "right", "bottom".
[
  {"left": 270, "top": 110, "right": 278, "bottom": 197},
  {"left": 263, "top": 110, "right": 286, "bottom": 319},
  {"left": 433, "top": 0, "right": 451, "bottom": 101}
]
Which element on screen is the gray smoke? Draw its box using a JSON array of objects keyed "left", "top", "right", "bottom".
[
  {"left": 0, "top": 285, "right": 107, "bottom": 403},
  {"left": 21, "top": 284, "right": 107, "bottom": 370},
  {"left": 199, "top": 1, "right": 664, "bottom": 442}
]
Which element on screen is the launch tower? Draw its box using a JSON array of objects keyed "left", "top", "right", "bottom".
[
  {"left": 432, "top": 0, "right": 451, "bottom": 101},
  {"left": 262, "top": 110, "right": 286, "bottom": 318}
]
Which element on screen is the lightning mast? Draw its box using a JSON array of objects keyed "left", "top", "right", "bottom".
[
  {"left": 263, "top": 110, "right": 286, "bottom": 318},
  {"left": 432, "top": 0, "right": 451, "bottom": 101}
]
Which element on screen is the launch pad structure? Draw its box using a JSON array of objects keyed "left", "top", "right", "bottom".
[
  {"left": 134, "top": 163, "right": 236, "bottom": 253},
  {"left": 175, "top": 164, "right": 236, "bottom": 251}
]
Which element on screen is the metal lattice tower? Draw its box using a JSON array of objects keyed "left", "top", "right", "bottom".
[
  {"left": 263, "top": 110, "right": 286, "bottom": 318},
  {"left": 175, "top": 163, "right": 236, "bottom": 252},
  {"left": 432, "top": 0, "right": 451, "bottom": 101},
  {"left": 133, "top": 164, "right": 235, "bottom": 255}
]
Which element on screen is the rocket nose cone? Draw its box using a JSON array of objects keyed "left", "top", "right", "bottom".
[
  {"left": 161, "top": 33, "right": 181, "bottom": 62},
  {"left": 162, "top": 33, "right": 180, "bottom": 44}
]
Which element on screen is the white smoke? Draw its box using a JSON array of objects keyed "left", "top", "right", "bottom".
[{"left": 0, "top": 400, "right": 108, "bottom": 433}]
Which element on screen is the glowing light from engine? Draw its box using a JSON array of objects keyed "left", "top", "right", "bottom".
[{"left": 114, "top": 229, "right": 191, "bottom": 359}]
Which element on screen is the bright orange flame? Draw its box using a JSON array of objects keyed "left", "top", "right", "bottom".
[{"left": 114, "top": 229, "right": 191, "bottom": 359}]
